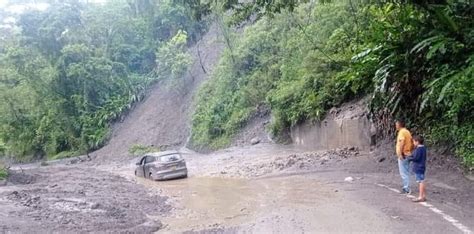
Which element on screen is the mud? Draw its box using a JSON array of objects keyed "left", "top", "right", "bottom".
[
  {"left": 131, "top": 144, "right": 473, "bottom": 233},
  {"left": 182, "top": 144, "right": 359, "bottom": 179},
  {"left": 147, "top": 176, "right": 395, "bottom": 233},
  {"left": 231, "top": 104, "right": 272, "bottom": 147},
  {"left": 1, "top": 143, "right": 473, "bottom": 233},
  {"left": 0, "top": 166, "right": 170, "bottom": 233}
]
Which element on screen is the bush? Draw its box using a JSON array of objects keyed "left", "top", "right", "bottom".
[{"left": 0, "top": 163, "right": 7, "bottom": 180}]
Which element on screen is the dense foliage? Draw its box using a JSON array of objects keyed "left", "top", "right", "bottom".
[
  {"left": 191, "top": 1, "right": 473, "bottom": 168},
  {"left": 0, "top": 0, "right": 205, "bottom": 161}
]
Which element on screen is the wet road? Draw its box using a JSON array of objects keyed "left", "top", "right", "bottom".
[
  {"left": 138, "top": 175, "right": 395, "bottom": 233},
  {"left": 129, "top": 145, "right": 473, "bottom": 233},
  {"left": 2, "top": 145, "right": 473, "bottom": 233}
]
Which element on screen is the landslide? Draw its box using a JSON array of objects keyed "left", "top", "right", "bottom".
[{"left": 92, "top": 24, "right": 224, "bottom": 162}]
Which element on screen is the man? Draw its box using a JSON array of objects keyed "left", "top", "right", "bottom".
[{"left": 395, "top": 119, "right": 413, "bottom": 194}]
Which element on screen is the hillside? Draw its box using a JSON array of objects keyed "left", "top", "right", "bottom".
[
  {"left": 92, "top": 23, "right": 224, "bottom": 161},
  {"left": 189, "top": 1, "right": 474, "bottom": 169}
]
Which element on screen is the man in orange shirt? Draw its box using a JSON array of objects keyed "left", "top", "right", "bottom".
[{"left": 396, "top": 119, "right": 413, "bottom": 194}]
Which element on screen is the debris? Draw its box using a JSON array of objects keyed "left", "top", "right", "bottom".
[
  {"left": 344, "top": 177, "right": 354, "bottom": 182},
  {"left": 250, "top": 137, "right": 261, "bottom": 145},
  {"left": 378, "top": 157, "right": 386, "bottom": 163},
  {"left": 91, "top": 203, "right": 101, "bottom": 209}
]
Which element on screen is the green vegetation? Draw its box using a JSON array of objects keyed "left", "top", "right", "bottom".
[
  {"left": 49, "top": 150, "right": 81, "bottom": 161},
  {"left": 191, "top": 1, "right": 473, "bottom": 168},
  {"left": 0, "top": 0, "right": 205, "bottom": 161},
  {"left": 0, "top": 162, "right": 7, "bottom": 180},
  {"left": 0, "top": 0, "right": 472, "bottom": 169},
  {"left": 128, "top": 144, "right": 161, "bottom": 156},
  {"left": 0, "top": 169, "right": 6, "bottom": 180}
]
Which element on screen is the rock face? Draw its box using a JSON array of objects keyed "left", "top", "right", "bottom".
[{"left": 290, "top": 99, "right": 373, "bottom": 151}]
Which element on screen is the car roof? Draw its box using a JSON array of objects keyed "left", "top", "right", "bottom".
[{"left": 146, "top": 150, "right": 180, "bottom": 157}]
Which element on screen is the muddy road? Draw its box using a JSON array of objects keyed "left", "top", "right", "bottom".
[
  {"left": 1, "top": 144, "right": 474, "bottom": 233},
  {"left": 0, "top": 165, "right": 169, "bottom": 233}
]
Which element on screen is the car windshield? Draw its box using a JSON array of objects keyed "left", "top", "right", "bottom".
[{"left": 159, "top": 154, "right": 182, "bottom": 162}]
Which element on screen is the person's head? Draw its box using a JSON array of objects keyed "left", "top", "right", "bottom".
[
  {"left": 395, "top": 119, "right": 405, "bottom": 130},
  {"left": 413, "top": 135, "right": 424, "bottom": 146}
]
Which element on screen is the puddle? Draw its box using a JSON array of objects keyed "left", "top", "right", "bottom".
[{"left": 137, "top": 175, "right": 332, "bottom": 232}]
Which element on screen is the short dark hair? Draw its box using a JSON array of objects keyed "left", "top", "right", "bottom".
[
  {"left": 413, "top": 135, "right": 424, "bottom": 144},
  {"left": 396, "top": 119, "right": 405, "bottom": 127}
]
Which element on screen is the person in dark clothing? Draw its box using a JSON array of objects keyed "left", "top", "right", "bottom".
[{"left": 407, "top": 135, "right": 427, "bottom": 202}]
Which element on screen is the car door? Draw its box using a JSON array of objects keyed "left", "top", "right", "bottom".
[
  {"left": 144, "top": 156, "right": 156, "bottom": 178},
  {"left": 136, "top": 156, "right": 146, "bottom": 177}
]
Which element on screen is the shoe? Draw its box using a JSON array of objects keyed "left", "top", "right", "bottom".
[
  {"left": 412, "top": 197, "right": 426, "bottom": 202},
  {"left": 400, "top": 188, "right": 411, "bottom": 194}
]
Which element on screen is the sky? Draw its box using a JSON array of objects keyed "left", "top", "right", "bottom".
[
  {"left": 0, "top": 0, "right": 108, "bottom": 12},
  {"left": 0, "top": 1, "right": 50, "bottom": 14},
  {"left": 0, "top": 0, "right": 101, "bottom": 27}
]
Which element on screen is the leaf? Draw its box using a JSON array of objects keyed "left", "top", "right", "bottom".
[
  {"left": 351, "top": 45, "right": 382, "bottom": 62},
  {"left": 374, "top": 64, "right": 392, "bottom": 92},
  {"left": 430, "top": 5, "right": 459, "bottom": 33},
  {"left": 410, "top": 36, "right": 441, "bottom": 54},
  {"left": 427, "top": 40, "right": 447, "bottom": 60},
  {"left": 437, "top": 80, "right": 453, "bottom": 104}
]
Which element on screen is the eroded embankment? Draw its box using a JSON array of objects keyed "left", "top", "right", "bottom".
[{"left": 92, "top": 23, "right": 225, "bottom": 162}]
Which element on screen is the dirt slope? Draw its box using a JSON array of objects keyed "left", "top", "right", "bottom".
[{"left": 92, "top": 24, "right": 224, "bottom": 162}]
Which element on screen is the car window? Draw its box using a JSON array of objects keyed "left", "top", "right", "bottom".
[
  {"left": 145, "top": 156, "right": 156, "bottom": 164},
  {"left": 159, "top": 154, "right": 182, "bottom": 162},
  {"left": 138, "top": 156, "right": 146, "bottom": 165}
]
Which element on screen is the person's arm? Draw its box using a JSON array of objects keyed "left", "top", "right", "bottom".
[{"left": 407, "top": 148, "right": 420, "bottom": 162}]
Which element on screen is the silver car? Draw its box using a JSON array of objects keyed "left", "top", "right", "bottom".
[{"left": 134, "top": 151, "right": 187, "bottom": 181}]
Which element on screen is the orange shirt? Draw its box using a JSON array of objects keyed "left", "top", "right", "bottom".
[{"left": 396, "top": 128, "right": 413, "bottom": 157}]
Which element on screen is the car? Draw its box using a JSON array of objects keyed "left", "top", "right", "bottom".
[{"left": 134, "top": 150, "right": 187, "bottom": 181}]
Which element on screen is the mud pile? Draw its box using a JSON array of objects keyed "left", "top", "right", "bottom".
[
  {"left": 218, "top": 147, "right": 360, "bottom": 178},
  {"left": 0, "top": 166, "right": 170, "bottom": 233}
]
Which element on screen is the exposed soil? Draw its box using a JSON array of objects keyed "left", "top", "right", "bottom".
[
  {"left": 231, "top": 104, "right": 272, "bottom": 147},
  {"left": 0, "top": 165, "right": 170, "bottom": 233},
  {"left": 91, "top": 23, "right": 225, "bottom": 162}
]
